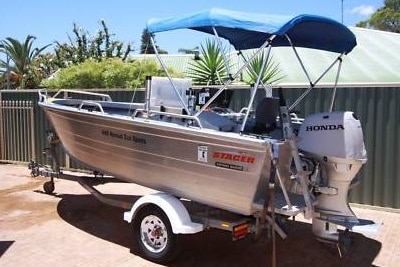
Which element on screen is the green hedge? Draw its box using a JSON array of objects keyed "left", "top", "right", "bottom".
[{"left": 43, "top": 58, "right": 182, "bottom": 89}]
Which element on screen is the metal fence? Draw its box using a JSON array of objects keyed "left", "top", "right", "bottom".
[
  {"left": 0, "top": 100, "right": 35, "bottom": 163},
  {"left": 0, "top": 87, "right": 399, "bottom": 209}
]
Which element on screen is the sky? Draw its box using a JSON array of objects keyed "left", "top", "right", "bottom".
[{"left": 0, "top": 0, "right": 384, "bottom": 56}]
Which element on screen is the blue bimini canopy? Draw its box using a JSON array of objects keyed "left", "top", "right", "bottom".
[{"left": 147, "top": 8, "right": 357, "bottom": 54}]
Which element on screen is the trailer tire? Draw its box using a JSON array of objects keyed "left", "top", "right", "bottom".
[
  {"left": 132, "top": 205, "right": 178, "bottom": 263},
  {"left": 43, "top": 181, "right": 55, "bottom": 194}
]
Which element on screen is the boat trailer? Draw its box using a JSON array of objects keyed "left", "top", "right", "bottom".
[{"left": 29, "top": 131, "right": 303, "bottom": 264}]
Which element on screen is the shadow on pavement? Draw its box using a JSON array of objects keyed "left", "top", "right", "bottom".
[
  {"left": 56, "top": 194, "right": 381, "bottom": 267},
  {"left": 0, "top": 241, "right": 15, "bottom": 257}
]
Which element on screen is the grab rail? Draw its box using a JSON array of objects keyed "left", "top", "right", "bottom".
[
  {"left": 78, "top": 101, "right": 105, "bottom": 114},
  {"left": 52, "top": 89, "right": 112, "bottom": 102},
  {"left": 133, "top": 109, "right": 203, "bottom": 128},
  {"left": 38, "top": 90, "right": 47, "bottom": 102}
]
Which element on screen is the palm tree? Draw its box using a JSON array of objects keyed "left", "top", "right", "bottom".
[
  {"left": 187, "top": 39, "right": 229, "bottom": 85},
  {"left": 245, "top": 54, "right": 284, "bottom": 86},
  {"left": 0, "top": 35, "right": 51, "bottom": 88}
]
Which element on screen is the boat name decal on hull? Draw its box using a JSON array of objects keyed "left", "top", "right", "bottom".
[{"left": 101, "top": 130, "right": 147, "bottom": 144}]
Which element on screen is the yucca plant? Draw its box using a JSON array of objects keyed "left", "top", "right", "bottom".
[
  {"left": 188, "top": 39, "right": 230, "bottom": 85},
  {"left": 245, "top": 53, "right": 284, "bottom": 85}
]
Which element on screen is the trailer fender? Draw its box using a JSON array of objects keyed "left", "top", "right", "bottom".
[{"left": 123, "top": 192, "right": 203, "bottom": 234}]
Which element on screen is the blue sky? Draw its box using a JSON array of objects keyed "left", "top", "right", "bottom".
[{"left": 0, "top": 0, "right": 384, "bottom": 55}]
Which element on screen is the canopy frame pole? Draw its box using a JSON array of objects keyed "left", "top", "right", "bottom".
[
  {"left": 194, "top": 36, "right": 275, "bottom": 117},
  {"left": 288, "top": 55, "right": 344, "bottom": 112},
  {"left": 285, "top": 34, "right": 314, "bottom": 86},
  {"left": 238, "top": 51, "right": 272, "bottom": 96},
  {"left": 254, "top": 47, "right": 271, "bottom": 93},
  {"left": 150, "top": 36, "right": 191, "bottom": 115},
  {"left": 212, "top": 27, "right": 233, "bottom": 81},
  {"left": 240, "top": 45, "right": 272, "bottom": 133},
  {"left": 329, "top": 57, "right": 343, "bottom": 112},
  {"left": 285, "top": 32, "right": 346, "bottom": 112}
]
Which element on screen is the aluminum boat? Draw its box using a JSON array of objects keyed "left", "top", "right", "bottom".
[{"left": 39, "top": 8, "right": 367, "bottom": 241}]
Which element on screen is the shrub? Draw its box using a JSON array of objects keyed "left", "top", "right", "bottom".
[{"left": 43, "top": 58, "right": 182, "bottom": 89}]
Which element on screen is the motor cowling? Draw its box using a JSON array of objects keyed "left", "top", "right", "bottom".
[{"left": 297, "top": 111, "right": 367, "bottom": 161}]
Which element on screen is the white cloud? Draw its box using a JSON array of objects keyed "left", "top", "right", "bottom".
[{"left": 350, "top": 5, "right": 376, "bottom": 16}]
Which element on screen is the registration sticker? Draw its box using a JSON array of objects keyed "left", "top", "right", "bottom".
[{"left": 197, "top": 145, "right": 208, "bottom": 162}]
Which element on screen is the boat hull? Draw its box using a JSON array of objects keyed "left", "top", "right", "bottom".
[{"left": 41, "top": 104, "right": 274, "bottom": 215}]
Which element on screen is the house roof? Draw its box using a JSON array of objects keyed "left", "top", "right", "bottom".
[
  {"left": 131, "top": 27, "right": 400, "bottom": 87},
  {"left": 272, "top": 27, "right": 400, "bottom": 86}
]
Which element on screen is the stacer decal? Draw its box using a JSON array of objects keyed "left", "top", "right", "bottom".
[{"left": 212, "top": 152, "right": 255, "bottom": 164}]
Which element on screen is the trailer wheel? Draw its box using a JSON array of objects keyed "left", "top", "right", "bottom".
[
  {"left": 132, "top": 205, "right": 178, "bottom": 263},
  {"left": 43, "top": 181, "right": 55, "bottom": 194}
]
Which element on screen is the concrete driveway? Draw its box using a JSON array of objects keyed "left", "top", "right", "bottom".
[{"left": 1, "top": 163, "right": 399, "bottom": 267}]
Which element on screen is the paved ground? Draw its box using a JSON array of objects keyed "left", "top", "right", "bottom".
[{"left": 1, "top": 163, "right": 400, "bottom": 267}]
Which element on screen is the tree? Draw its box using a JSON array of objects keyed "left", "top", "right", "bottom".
[
  {"left": 356, "top": 0, "right": 400, "bottom": 33},
  {"left": 245, "top": 54, "right": 284, "bottom": 86},
  {"left": 0, "top": 35, "right": 51, "bottom": 89},
  {"left": 187, "top": 39, "right": 229, "bottom": 85},
  {"left": 139, "top": 29, "right": 167, "bottom": 54},
  {"left": 54, "top": 20, "right": 133, "bottom": 68}
]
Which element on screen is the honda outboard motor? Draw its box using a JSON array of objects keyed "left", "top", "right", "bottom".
[{"left": 297, "top": 111, "right": 367, "bottom": 241}]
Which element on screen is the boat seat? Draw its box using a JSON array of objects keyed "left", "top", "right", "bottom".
[
  {"left": 253, "top": 97, "right": 280, "bottom": 134},
  {"left": 198, "top": 111, "right": 236, "bottom": 132}
]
